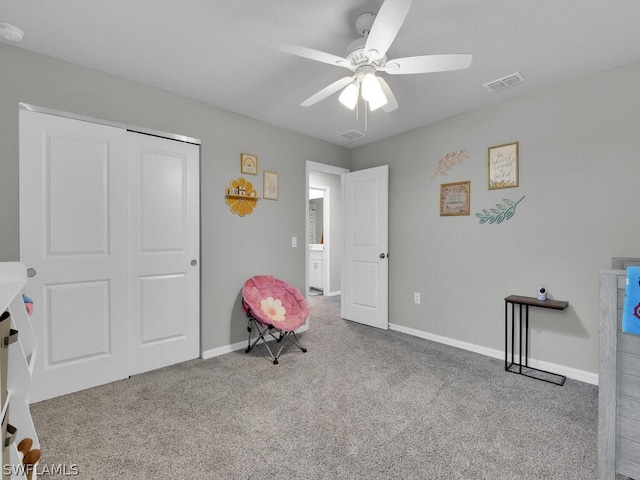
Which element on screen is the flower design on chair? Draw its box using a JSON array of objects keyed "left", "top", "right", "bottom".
[{"left": 260, "top": 296, "right": 286, "bottom": 323}]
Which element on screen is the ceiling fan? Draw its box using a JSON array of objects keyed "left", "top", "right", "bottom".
[{"left": 271, "top": 0, "right": 472, "bottom": 113}]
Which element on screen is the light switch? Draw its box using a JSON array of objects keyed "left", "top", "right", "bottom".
[{"left": 291, "top": 236, "right": 297, "bottom": 247}]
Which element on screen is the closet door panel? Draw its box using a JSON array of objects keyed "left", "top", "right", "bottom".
[
  {"left": 128, "top": 132, "right": 200, "bottom": 376},
  {"left": 47, "top": 134, "right": 110, "bottom": 255},
  {"left": 20, "top": 110, "right": 129, "bottom": 403},
  {"left": 47, "top": 280, "right": 111, "bottom": 363},
  {"left": 139, "top": 274, "right": 186, "bottom": 344}
]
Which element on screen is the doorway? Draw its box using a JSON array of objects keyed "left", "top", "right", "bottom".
[
  {"left": 308, "top": 186, "right": 326, "bottom": 296},
  {"left": 305, "top": 161, "right": 349, "bottom": 299}
]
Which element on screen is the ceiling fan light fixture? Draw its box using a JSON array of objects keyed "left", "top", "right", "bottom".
[
  {"left": 338, "top": 82, "right": 359, "bottom": 110},
  {"left": 362, "top": 73, "right": 386, "bottom": 103},
  {"left": 361, "top": 73, "right": 387, "bottom": 109},
  {"left": 272, "top": 0, "right": 473, "bottom": 120},
  {"left": 368, "top": 94, "right": 388, "bottom": 112}
]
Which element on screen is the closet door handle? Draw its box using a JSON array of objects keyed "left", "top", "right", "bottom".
[
  {"left": 190, "top": 260, "right": 198, "bottom": 266},
  {"left": 27, "top": 268, "right": 36, "bottom": 277}
]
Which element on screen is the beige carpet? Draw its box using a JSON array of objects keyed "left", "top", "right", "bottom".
[{"left": 30, "top": 295, "right": 608, "bottom": 479}]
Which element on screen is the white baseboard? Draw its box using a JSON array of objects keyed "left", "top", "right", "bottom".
[
  {"left": 325, "top": 290, "right": 341, "bottom": 297},
  {"left": 201, "top": 339, "right": 246, "bottom": 360},
  {"left": 201, "top": 324, "right": 309, "bottom": 360},
  {"left": 202, "top": 320, "right": 598, "bottom": 385},
  {"left": 389, "top": 323, "right": 599, "bottom": 385}
]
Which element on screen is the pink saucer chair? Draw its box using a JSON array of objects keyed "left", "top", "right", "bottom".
[{"left": 242, "top": 275, "right": 309, "bottom": 364}]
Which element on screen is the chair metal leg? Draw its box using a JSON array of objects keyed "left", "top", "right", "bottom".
[
  {"left": 272, "top": 330, "right": 307, "bottom": 361},
  {"left": 243, "top": 312, "right": 307, "bottom": 364}
]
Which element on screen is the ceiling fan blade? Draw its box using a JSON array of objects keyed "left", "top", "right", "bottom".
[
  {"left": 382, "top": 54, "right": 473, "bottom": 75},
  {"left": 270, "top": 40, "right": 353, "bottom": 70},
  {"left": 377, "top": 77, "right": 398, "bottom": 113},
  {"left": 301, "top": 76, "right": 357, "bottom": 107},
  {"left": 365, "top": 0, "right": 413, "bottom": 61}
]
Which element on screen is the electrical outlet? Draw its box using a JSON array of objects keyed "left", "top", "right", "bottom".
[{"left": 414, "top": 292, "right": 420, "bottom": 304}]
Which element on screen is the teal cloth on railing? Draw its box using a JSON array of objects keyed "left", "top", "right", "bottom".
[{"left": 622, "top": 266, "right": 640, "bottom": 335}]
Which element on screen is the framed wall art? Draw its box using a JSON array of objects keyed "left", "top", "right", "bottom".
[
  {"left": 488, "top": 142, "right": 518, "bottom": 190},
  {"left": 240, "top": 153, "right": 258, "bottom": 175},
  {"left": 263, "top": 171, "right": 279, "bottom": 200},
  {"left": 440, "top": 181, "right": 470, "bottom": 216}
]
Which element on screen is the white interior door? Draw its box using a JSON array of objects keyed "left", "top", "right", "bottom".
[
  {"left": 20, "top": 110, "right": 130, "bottom": 402},
  {"left": 341, "top": 165, "right": 389, "bottom": 329},
  {"left": 127, "top": 132, "right": 200, "bottom": 375}
]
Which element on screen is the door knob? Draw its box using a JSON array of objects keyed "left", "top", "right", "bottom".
[
  {"left": 379, "top": 253, "right": 386, "bottom": 259},
  {"left": 26, "top": 268, "right": 36, "bottom": 277},
  {"left": 190, "top": 260, "right": 198, "bottom": 266}
]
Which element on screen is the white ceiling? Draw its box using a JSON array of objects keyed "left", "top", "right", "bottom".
[{"left": 2, "top": 0, "right": 640, "bottom": 148}]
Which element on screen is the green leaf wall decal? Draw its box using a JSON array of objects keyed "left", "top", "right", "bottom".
[{"left": 476, "top": 195, "right": 525, "bottom": 224}]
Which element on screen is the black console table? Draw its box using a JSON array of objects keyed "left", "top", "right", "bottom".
[{"left": 504, "top": 295, "right": 569, "bottom": 386}]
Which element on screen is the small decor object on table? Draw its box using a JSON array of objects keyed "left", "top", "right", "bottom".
[
  {"left": 440, "top": 181, "right": 470, "bottom": 216},
  {"left": 537, "top": 285, "right": 547, "bottom": 301},
  {"left": 240, "top": 153, "right": 258, "bottom": 175},
  {"left": 488, "top": 142, "right": 518, "bottom": 190},
  {"left": 263, "top": 171, "right": 279, "bottom": 200}
]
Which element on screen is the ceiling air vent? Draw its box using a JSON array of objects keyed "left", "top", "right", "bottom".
[
  {"left": 338, "top": 130, "right": 365, "bottom": 141},
  {"left": 483, "top": 72, "right": 526, "bottom": 93}
]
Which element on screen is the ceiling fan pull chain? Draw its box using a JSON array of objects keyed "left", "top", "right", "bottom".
[{"left": 365, "top": 101, "right": 368, "bottom": 132}]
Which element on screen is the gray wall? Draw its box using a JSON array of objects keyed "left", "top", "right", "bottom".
[
  {"left": 350, "top": 61, "right": 640, "bottom": 375},
  {"left": 0, "top": 43, "right": 349, "bottom": 351},
  {"left": 309, "top": 169, "right": 342, "bottom": 294},
  {"left": 4, "top": 40, "right": 640, "bottom": 376}
]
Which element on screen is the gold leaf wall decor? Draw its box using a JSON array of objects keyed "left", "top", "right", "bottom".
[{"left": 431, "top": 149, "right": 470, "bottom": 180}]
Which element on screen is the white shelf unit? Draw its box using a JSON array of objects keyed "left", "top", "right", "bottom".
[{"left": 1, "top": 262, "right": 39, "bottom": 480}]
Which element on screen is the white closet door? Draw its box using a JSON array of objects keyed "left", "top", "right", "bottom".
[
  {"left": 127, "top": 133, "right": 200, "bottom": 375},
  {"left": 20, "top": 111, "right": 201, "bottom": 402},
  {"left": 20, "top": 110, "right": 130, "bottom": 402}
]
